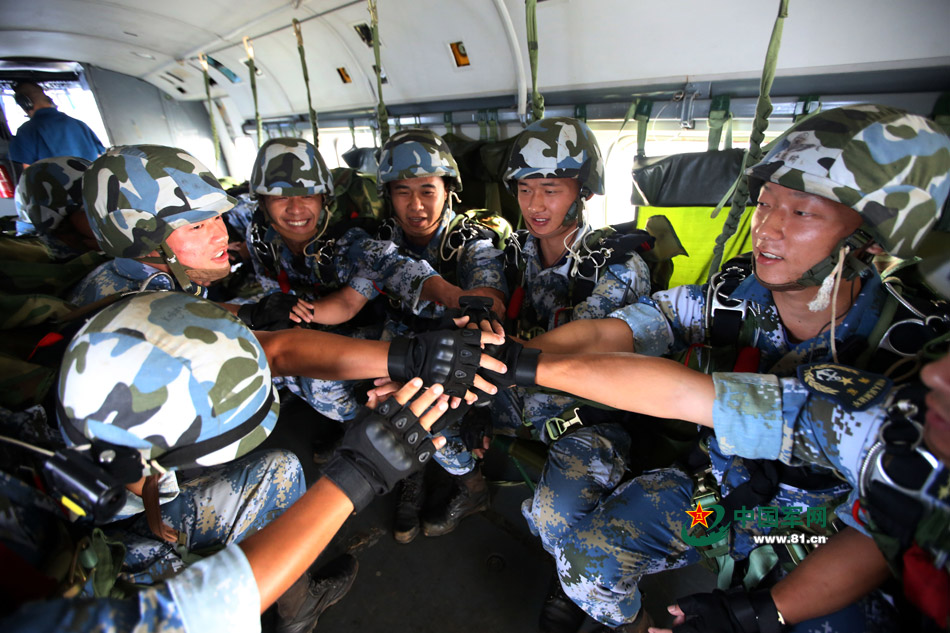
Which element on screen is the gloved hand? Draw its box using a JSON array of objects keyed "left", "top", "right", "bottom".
[
  {"left": 236, "top": 292, "right": 299, "bottom": 330},
  {"left": 457, "top": 295, "right": 501, "bottom": 329},
  {"left": 480, "top": 338, "right": 540, "bottom": 389},
  {"left": 323, "top": 395, "right": 437, "bottom": 512},
  {"left": 388, "top": 329, "right": 482, "bottom": 397},
  {"left": 412, "top": 295, "right": 501, "bottom": 333},
  {"left": 671, "top": 588, "right": 785, "bottom": 633}
]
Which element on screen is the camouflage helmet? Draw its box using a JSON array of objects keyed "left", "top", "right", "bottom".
[
  {"left": 250, "top": 137, "right": 333, "bottom": 201},
  {"left": 747, "top": 104, "right": 950, "bottom": 259},
  {"left": 377, "top": 128, "right": 462, "bottom": 195},
  {"left": 57, "top": 292, "right": 278, "bottom": 473},
  {"left": 16, "top": 156, "right": 91, "bottom": 236},
  {"left": 504, "top": 117, "right": 606, "bottom": 197},
  {"left": 83, "top": 145, "right": 236, "bottom": 260}
]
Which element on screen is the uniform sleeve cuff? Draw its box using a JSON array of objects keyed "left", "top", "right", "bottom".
[
  {"left": 712, "top": 372, "right": 785, "bottom": 460},
  {"left": 167, "top": 544, "right": 261, "bottom": 633},
  {"left": 606, "top": 301, "right": 674, "bottom": 357}
]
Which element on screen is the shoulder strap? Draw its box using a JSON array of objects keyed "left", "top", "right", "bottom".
[
  {"left": 704, "top": 252, "right": 754, "bottom": 349},
  {"left": 568, "top": 224, "right": 655, "bottom": 307}
]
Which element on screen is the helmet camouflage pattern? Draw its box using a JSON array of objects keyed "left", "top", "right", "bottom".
[
  {"left": 747, "top": 104, "right": 950, "bottom": 258},
  {"left": 58, "top": 292, "right": 278, "bottom": 473},
  {"left": 377, "top": 128, "right": 462, "bottom": 195},
  {"left": 504, "top": 117, "right": 606, "bottom": 196},
  {"left": 83, "top": 145, "right": 235, "bottom": 259},
  {"left": 16, "top": 156, "right": 91, "bottom": 235},
  {"left": 250, "top": 137, "right": 333, "bottom": 200}
]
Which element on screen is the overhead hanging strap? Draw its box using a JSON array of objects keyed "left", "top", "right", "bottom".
[
  {"left": 444, "top": 112, "right": 461, "bottom": 136},
  {"left": 616, "top": 98, "right": 653, "bottom": 159},
  {"left": 293, "top": 19, "right": 320, "bottom": 148},
  {"left": 367, "top": 0, "right": 390, "bottom": 144},
  {"left": 707, "top": 0, "right": 789, "bottom": 279},
  {"left": 242, "top": 37, "right": 263, "bottom": 147},
  {"left": 525, "top": 0, "right": 544, "bottom": 122},
  {"left": 707, "top": 95, "right": 733, "bottom": 151},
  {"left": 198, "top": 54, "right": 221, "bottom": 163}
]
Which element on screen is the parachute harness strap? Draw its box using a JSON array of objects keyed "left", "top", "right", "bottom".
[
  {"left": 367, "top": 0, "right": 390, "bottom": 144},
  {"left": 708, "top": 0, "right": 789, "bottom": 279},
  {"left": 525, "top": 0, "right": 544, "bottom": 122},
  {"left": 242, "top": 38, "right": 263, "bottom": 147},
  {"left": 293, "top": 20, "right": 320, "bottom": 148},
  {"left": 198, "top": 54, "right": 222, "bottom": 162}
]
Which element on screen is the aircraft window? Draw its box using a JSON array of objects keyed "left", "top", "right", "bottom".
[
  {"left": 1, "top": 82, "right": 111, "bottom": 147},
  {"left": 588, "top": 118, "right": 793, "bottom": 227}
]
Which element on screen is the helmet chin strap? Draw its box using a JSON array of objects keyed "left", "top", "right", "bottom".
[
  {"left": 753, "top": 229, "right": 876, "bottom": 292},
  {"left": 562, "top": 194, "right": 585, "bottom": 227}
]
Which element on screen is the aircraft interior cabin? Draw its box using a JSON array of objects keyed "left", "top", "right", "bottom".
[{"left": 1, "top": 0, "right": 949, "bottom": 632}]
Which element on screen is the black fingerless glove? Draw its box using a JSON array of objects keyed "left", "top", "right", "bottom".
[
  {"left": 236, "top": 292, "right": 299, "bottom": 331},
  {"left": 388, "top": 329, "right": 481, "bottom": 397},
  {"left": 415, "top": 295, "right": 500, "bottom": 332},
  {"left": 481, "top": 339, "right": 540, "bottom": 389},
  {"left": 673, "top": 588, "right": 784, "bottom": 633},
  {"left": 457, "top": 295, "right": 499, "bottom": 328},
  {"left": 323, "top": 397, "right": 437, "bottom": 512}
]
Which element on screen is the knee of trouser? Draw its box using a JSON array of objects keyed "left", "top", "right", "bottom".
[
  {"left": 254, "top": 449, "right": 306, "bottom": 497},
  {"left": 548, "top": 424, "right": 630, "bottom": 471}
]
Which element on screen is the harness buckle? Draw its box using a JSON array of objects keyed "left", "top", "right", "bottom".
[
  {"left": 705, "top": 264, "right": 749, "bottom": 333},
  {"left": 544, "top": 408, "right": 583, "bottom": 442},
  {"left": 878, "top": 314, "right": 950, "bottom": 358}
]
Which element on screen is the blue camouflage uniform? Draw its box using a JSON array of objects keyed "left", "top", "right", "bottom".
[
  {"left": 0, "top": 404, "right": 304, "bottom": 633},
  {"left": 523, "top": 272, "right": 891, "bottom": 630},
  {"left": 495, "top": 230, "right": 652, "bottom": 442},
  {"left": 66, "top": 257, "right": 185, "bottom": 306},
  {"left": 378, "top": 210, "right": 507, "bottom": 475},
  {"left": 245, "top": 206, "right": 439, "bottom": 421},
  {"left": 0, "top": 468, "right": 281, "bottom": 633},
  {"left": 712, "top": 370, "right": 888, "bottom": 536}
]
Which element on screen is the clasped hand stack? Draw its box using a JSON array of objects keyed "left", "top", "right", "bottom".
[{"left": 322, "top": 299, "right": 539, "bottom": 512}]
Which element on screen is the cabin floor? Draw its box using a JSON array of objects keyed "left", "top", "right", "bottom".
[{"left": 258, "top": 393, "right": 716, "bottom": 633}]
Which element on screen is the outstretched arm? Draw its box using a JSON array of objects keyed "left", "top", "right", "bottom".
[
  {"left": 256, "top": 327, "right": 507, "bottom": 397},
  {"left": 239, "top": 379, "right": 449, "bottom": 611},
  {"left": 534, "top": 352, "right": 716, "bottom": 426},
  {"left": 526, "top": 317, "right": 636, "bottom": 354},
  {"left": 257, "top": 329, "right": 390, "bottom": 379},
  {"left": 289, "top": 286, "right": 369, "bottom": 326},
  {"left": 653, "top": 528, "right": 890, "bottom": 633},
  {"left": 770, "top": 527, "right": 890, "bottom": 624},
  {"left": 420, "top": 275, "right": 504, "bottom": 317}
]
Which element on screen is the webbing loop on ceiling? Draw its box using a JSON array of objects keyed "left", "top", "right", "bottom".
[
  {"left": 293, "top": 19, "right": 320, "bottom": 148},
  {"left": 242, "top": 37, "right": 263, "bottom": 147},
  {"left": 198, "top": 53, "right": 221, "bottom": 162},
  {"left": 707, "top": 0, "right": 789, "bottom": 280}
]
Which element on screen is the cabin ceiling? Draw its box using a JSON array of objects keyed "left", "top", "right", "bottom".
[{"left": 2, "top": 0, "right": 949, "bottom": 125}]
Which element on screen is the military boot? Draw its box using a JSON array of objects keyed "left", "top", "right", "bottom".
[
  {"left": 393, "top": 469, "right": 425, "bottom": 544},
  {"left": 276, "top": 553, "right": 358, "bottom": 633},
  {"left": 421, "top": 466, "right": 490, "bottom": 537}
]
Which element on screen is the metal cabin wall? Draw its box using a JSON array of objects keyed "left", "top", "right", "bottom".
[{"left": 83, "top": 66, "right": 228, "bottom": 177}]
